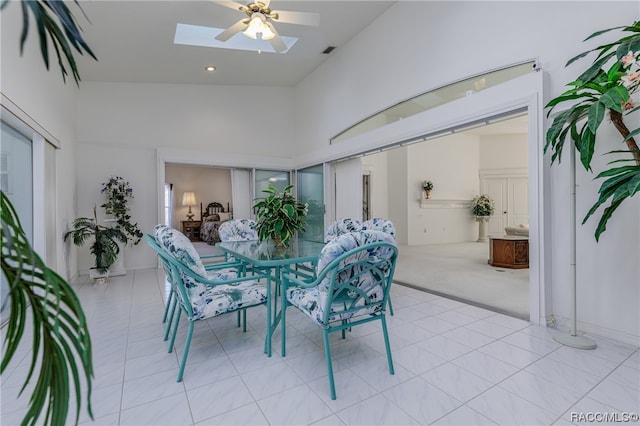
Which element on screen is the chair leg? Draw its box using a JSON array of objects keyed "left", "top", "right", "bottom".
[
  {"left": 162, "top": 289, "right": 173, "bottom": 323},
  {"left": 168, "top": 308, "right": 181, "bottom": 354},
  {"left": 323, "top": 330, "right": 337, "bottom": 400},
  {"left": 281, "top": 292, "right": 287, "bottom": 357},
  {"left": 243, "top": 309, "right": 247, "bottom": 332},
  {"left": 237, "top": 310, "right": 241, "bottom": 328},
  {"left": 163, "top": 293, "right": 177, "bottom": 341},
  {"left": 177, "top": 321, "right": 194, "bottom": 382},
  {"left": 387, "top": 295, "right": 394, "bottom": 316},
  {"left": 380, "top": 316, "right": 395, "bottom": 375}
]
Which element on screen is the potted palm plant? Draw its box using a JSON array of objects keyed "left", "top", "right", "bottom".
[
  {"left": 64, "top": 206, "right": 128, "bottom": 283},
  {"left": 253, "top": 184, "right": 308, "bottom": 246}
]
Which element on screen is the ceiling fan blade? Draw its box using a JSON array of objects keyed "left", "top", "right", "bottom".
[
  {"left": 272, "top": 10, "right": 320, "bottom": 26},
  {"left": 209, "top": 0, "right": 249, "bottom": 13},
  {"left": 265, "top": 22, "right": 287, "bottom": 53},
  {"left": 215, "top": 18, "right": 249, "bottom": 41},
  {"left": 261, "top": 0, "right": 272, "bottom": 8}
]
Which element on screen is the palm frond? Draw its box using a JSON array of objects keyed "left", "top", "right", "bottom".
[{"left": 1, "top": 191, "right": 93, "bottom": 425}]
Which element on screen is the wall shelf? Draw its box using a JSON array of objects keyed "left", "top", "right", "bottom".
[{"left": 419, "top": 199, "right": 472, "bottom": 209}]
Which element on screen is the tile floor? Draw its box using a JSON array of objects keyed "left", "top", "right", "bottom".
[{"left": 1, "top": 268, "right": 638, "bottom": 425}]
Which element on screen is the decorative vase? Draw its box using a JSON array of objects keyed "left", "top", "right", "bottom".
[
  {"left": 424, "top": 189, "right": 431, "bottom": 199},
  {"left": 476, "top": 216, "right": 489, "bottom": 242},
  {"left": 271, "top": 235, "right": 285, "bottom": 247}
]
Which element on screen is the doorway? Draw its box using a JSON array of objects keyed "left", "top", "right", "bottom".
[{"left": 351, "top": 112, "right": 531, "bottom": 318}]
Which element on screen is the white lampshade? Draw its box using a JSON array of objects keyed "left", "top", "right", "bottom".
[
  {"left": 182, "top": 191, "right": 196, "bottom": 206},
  {"left": 243, "top": 13, "right": 273, "bottom": 40}
]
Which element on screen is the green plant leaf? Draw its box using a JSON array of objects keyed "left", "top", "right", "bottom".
[
  {"left": 579, "top": 128, "right": 596, "bottom": 171},
  {"left": 587, "top": 101, "right": 605, "bottom": 134},
  {"left": 599, "top": 86, "right": 629, "bottom": 113},
  {"left": 1, "top": 190, "right": 93, "bottom": 425}
]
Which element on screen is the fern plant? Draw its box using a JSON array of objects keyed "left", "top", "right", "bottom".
[{"left": 1, "top": 191, "right": 93, "bottom": 425}]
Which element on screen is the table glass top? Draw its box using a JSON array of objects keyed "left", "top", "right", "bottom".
[{"left": 217, "top": 238, "right": 326, "bottom": 266}]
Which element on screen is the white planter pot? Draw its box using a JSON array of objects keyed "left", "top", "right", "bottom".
[
  {"left": 476, "top": 216, "right": 490, "bottom": 242},
  {"left": 89, "top": 269, "right": 110, "bottom": 285}
]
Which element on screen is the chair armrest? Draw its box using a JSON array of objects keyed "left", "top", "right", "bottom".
[
  {"left": 178, "top": 262, "right": 270, "bottom": 287},
  {"left": 200, "top": 253, "right": 227, "bottom": 260},
  {"left": 282, "top": 270, "right": 319, "bottom": 291},
  {"left": 204, "top": 260, "right": 244, "bottom": 271}
]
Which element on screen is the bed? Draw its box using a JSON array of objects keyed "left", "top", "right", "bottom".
[{"left": 199, "top": 202, "right": 232, "bottom": 244}]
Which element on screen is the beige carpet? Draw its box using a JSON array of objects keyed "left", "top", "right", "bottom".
[
  {"left": 395, "top": 242, "right": 529, "bottom": 319},
  {"left": 194, "top": 240, "right": 530, "bottom": 319}
]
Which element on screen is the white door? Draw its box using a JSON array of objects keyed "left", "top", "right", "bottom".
[
  {"left": 484, "top": 178, "right": 507, "bottom": 236},
  {"left": 508, "top": 177, "right": 529, "bottom": 227},
  {"left": 481, "top": 175, "right": 528, "bottom": 236}
]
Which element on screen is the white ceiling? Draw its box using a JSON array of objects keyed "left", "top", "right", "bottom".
[
  {"left": 73, "top": 0, "right": 526, "bottom": 134},
  {"left": 76, "top": 1, "right": 395, "bottom": 86}
]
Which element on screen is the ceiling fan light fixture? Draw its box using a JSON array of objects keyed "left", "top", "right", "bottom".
[{"left": 243, "top": 13, "right": 269, "bottom": 40}]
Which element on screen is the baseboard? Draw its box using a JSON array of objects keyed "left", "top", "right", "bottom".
[{"left": 553, "top": 316, "right": 640, "bottom": 348}]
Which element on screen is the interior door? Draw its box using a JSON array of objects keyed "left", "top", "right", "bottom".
[
  {"left": 482, "top": 175, "right": 529, "bottom": 236},
  {"left": 483, "top": 178, "right": 507, "bottom": 236},
  {"left": 508, "top": 177, "right": 529, "bottom": 227}
]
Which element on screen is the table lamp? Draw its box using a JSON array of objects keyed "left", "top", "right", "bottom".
[{"left": 182, "top": 191, "right": 196, "bottom": 221}]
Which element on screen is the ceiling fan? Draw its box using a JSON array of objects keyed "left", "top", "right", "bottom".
[{"left": 213, "top": 0, "right": 320, "bottom": 53}]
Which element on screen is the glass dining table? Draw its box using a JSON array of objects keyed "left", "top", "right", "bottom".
[{"left": 216, "top": 238, "right": 326, "bottom": 357}]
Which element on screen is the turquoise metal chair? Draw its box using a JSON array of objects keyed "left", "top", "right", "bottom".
[
  {"left": 281, "top": 230, "right": 398, "bottom": 399},
  {"left": 150, "top": 227, "right": 270, "bottom": 382},
  {"left": 361, "top": 218, "right": 396, "bottom": 315},
  {"left": 151, "top": 225, "right": 243, "bottom": 340}
]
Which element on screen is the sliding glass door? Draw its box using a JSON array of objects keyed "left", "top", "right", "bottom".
[
  {"left": 297, "top": 164, "right": 324, "bottom": 242},
  {"left": 1, "top": 121, "right": 33, "bottom": 325}
]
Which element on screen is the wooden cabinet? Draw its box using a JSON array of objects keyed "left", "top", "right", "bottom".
[
  {"left": 489, "top": 236, "right": 529, "bottom": 269},
  {"left": 181, "top": 220, "right": 201, "bottom": 241}
]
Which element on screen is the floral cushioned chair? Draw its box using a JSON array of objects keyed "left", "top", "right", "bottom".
[
  {"left": 151, "top": 224, "right": 242, "bottom": 340},
  {"left": 281, "top": 229, "right": 398, "bottom": 399},
  {"left": 324, "top": 217, "right": 362, "bottom": 243},
  {"left": 361, "top": 218, "right": 396, "bottom": 314},
  {"left": 150, "top": 225, "right": 270, "bottom": 382},
  {"left": 218, "top": 219, "right": 258, "bottom": 242}
]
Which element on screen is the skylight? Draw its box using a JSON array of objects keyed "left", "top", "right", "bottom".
[{"left": 174, "top": 23, "right": 298, "bottom": 54}]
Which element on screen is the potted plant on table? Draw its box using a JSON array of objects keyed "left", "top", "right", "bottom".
[
  {"left": 64, "top": 206, "right": 128, "bottom": 283},
  {"left": 253, "top": 184, "right": 308, "bottom": 246},
  {"left": 471, "top": 194, "right": 495, "bottom": 242}
]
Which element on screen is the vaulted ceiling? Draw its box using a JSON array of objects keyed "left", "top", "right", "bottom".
[{"left": 75, "top": 1, "right": 395, "bottom": 86}]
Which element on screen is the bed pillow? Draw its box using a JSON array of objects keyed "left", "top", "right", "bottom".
[
  {"left": 205, "top": 214, "right": 220, "bottom": 222},
  {"left": 218, "top": 212, "right": 231, "bottom": 222}
]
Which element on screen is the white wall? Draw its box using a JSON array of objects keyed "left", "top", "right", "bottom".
[
  {"left": 76, "top": 144, "right": 157, "bottom": 272},
  {"left": 75, "top": 82, "right": 296, "bottom": 269},
  {"left": 1, "top": 2, "right": 80, "bottom": 280},
  {"left": 294, "top": 1, "right": 639, "bottom": 343},
  {"left": 408, "top": 133, "right": 479, "bottom": 245},
  {"left": 480, "top": 133, "right": 528, "bottom": 170}
]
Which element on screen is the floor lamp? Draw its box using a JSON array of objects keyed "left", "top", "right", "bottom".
[{"left": 553, "top": 144, "right": 597, "bottom": 350}]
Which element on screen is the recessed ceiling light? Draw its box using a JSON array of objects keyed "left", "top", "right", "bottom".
[{"left": 205, "top": 65, "right": 216, "bottom": 72}]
